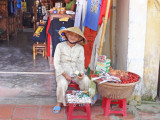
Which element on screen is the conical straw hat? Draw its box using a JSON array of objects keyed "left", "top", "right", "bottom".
[{"left": 59, "top": 27, "right": 87, "bottom": 45}]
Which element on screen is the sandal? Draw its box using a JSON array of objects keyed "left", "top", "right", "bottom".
[{"left": 53, "top": 106, "right": 61, "bottom": 114}]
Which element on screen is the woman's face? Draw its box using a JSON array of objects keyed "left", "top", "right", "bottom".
[{"left": 66, "top": 31, "right": 82, "bottom": 43}]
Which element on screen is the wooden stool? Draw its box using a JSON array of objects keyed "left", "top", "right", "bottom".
[
  {"left": 102, "top": 97, "right": 127, "bottom": 117},
  {"left": 33, "top": 42, "right": 47, "bottom": 60},
  {"left": 66, "top": 103, "right": 91, "bottom": 120}
]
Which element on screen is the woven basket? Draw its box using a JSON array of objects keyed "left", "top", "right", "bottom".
[
  {"left": 97, "top": 81, "right": 139, "bottom": 99},
  {"left": 96, "top": 70, "right": 140, "bottom": 99}
]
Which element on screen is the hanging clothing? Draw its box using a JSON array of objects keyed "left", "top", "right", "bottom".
[
  {"left": 98, "top": 0, "right": 111, "bottom": 25},
  {"left": 32, "top": 20, "right": 48, "bottom": 43},
  {"left": 37, "top": 3, "right": 43, "bottom": 21},
  {"left": 8, "top": 0, "right": 14, "bottom": 16},
  {"left": 74, "top": 0, "right": 85, "bottom": 28},
  {"left": 17, "top": 0, "right": 21, "bottom": 9},
  {"left": 54, "top": 42, "right": 90, "bottom": 106},
  {"left": 82, "top": 0, "right": 87, "bottom": 32},
  {"left": 11, "top": 0, "right": 14, "bottom": 13},
  {"left": 89, "top": 23, "right": 105, "bottom": 72},
  {"left": 14, "top": 0, "right": 18, "bottom": 15},
  {"left": 83, "top": 0, "right": 101, "bottom": 31},
  {"left": 46, "top": 18, "right": 51, "bottom": 57},
  {"left": 48, "top": 18, "right": 74, "bottom": 57},
  {"left": 83, "top": 27, "right": 97, "bottom": 69}
]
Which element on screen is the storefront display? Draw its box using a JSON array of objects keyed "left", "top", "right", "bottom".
[{"left": 30, "top": 0, "right": 142, "bottom": 118}]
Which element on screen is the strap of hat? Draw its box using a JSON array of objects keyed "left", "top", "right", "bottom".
[{"left": 63, "top": 33, "right": 85, "bottom": 44}]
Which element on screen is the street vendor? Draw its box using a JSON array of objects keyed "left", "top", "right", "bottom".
[{"left": 53, "top": 27, "right": 90, "bottom": 114}]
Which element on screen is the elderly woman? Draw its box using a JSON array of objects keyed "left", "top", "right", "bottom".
[{"left": 53, "top": 27, "right": 90, "bottom": 113}]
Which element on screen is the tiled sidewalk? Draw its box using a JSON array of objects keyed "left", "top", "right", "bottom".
[
  {"left": 0, "top": 104, "right": 132, "bottom": 120},
  {"left": 0, "top": 103, "right": 160, "bottom": 120}
]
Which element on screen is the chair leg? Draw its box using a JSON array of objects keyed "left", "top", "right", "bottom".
[
  {"left": 118, "top": 100, "right": 123, "bottom": 108},
  {"left": 45, "top": 46, "right": 47, "bottom": 59},
  {"left": 43, "top": 48, "right": 45, "bottom": 57},
  {"left": 67, "top": 104, "right": 74, "bottom": 120},
  {"left": 85, "top": 104, "right": 91, "bottom": 120},
  {"left": 102, "top": 97, "right": 106, "bottom": 108},
  {"left": 36, "top": 49, "right": 38, "bottom": 55},
  {"left": 104, "top": 98, "right": 111, "bottom": 117},
  {"left": 33, "top": 45, "right": 36, "bottom": 60},
  {"left": 65, "top": 105, "right": 69, "bottom": 114},
  {"left": 122, "top": 99, "right": 127, "bottom": 117}
]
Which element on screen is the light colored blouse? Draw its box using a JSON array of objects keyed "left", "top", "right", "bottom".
[{"left": 54, "top": 42, "right": 85, "bottom": 77}]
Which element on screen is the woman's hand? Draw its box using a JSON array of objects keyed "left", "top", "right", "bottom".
[
  {"left": 76, "top": 73, "right": 84, "bottom": 80},
  {"left": 62, "top": 72, "right": 72, "bottom": 82}
]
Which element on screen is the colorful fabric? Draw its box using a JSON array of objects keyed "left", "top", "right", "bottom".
[
  {"left": 17, "top": 0, "right": 21, "bottom": 9},
  {"left": 83, "top": 0, "right": 101, "bottom": 31},
  {"left": 66, "top": 0, "right": 76, "bottom": 10},
  {"left": 14, "top": 0, "right": 18, "bottom": 15},
  {"left": 46, "top": 18, "right": 51, "bottom": 57},
  {"left": 8, "top": 0, "right": 14, "bottom": 16},
  {"left": 32, "top": 20, "right": 48, "bottom": 43},
  {"left": 11, "top": 0, "right": 14, "bottom": 13},
  {"left": 33, "top": 25, "right": 46, "bottom": 43},
  {"left": 98, "top": 0, "right": 111, "bottom": 25},
  {"left": 83, "top": 27, "right": 97, "bottom": 69}
]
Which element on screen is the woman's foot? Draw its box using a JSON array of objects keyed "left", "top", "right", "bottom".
[{"left": 53, "top": 103, "right": 62, "bottom": 114}]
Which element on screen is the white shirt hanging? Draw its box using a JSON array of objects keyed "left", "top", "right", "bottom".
[{"left": 74, "top": 0, "right": 86, "bottom": 29}]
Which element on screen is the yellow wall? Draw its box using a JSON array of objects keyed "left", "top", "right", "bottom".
[{"left": 143, "top": 0, "right": 160, "bottom": 100}]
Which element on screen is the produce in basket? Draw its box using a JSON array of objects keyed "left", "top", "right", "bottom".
[{"left": 108, "top": 67, "right": 139, "bottom": 84}]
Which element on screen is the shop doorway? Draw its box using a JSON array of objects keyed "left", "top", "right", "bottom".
[{"left": 23, "top": 0, "right": 34, "bottom": 28}]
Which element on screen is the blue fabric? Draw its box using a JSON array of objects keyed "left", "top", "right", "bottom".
[
  {"left": 17, "top": 3, "right": 21, "bottom": 9},
  {"left": 53, "top": 106, "right": 61, "bottom": 114},
  {"left": 17, "top": 0, "right": 21, "bottom": 9},
  {"left": 14, "top": 0, "right": 18, "bottom": 15},
  {"left": 11, "top": 0, "right": 14, "bottom": 13},
  {"left": 83, "top": 0, "right": 101, "bottom": 31}
]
